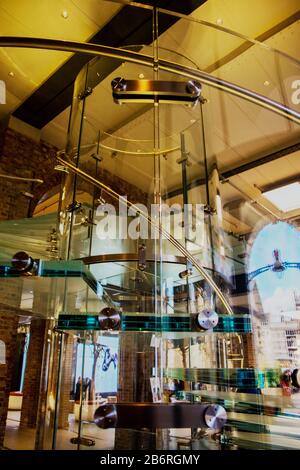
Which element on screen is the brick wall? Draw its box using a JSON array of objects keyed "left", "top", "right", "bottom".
[
  {"left": 0, "top": 127, "right": 60, "bottom": 221},
  {"left": 20, "top": 319, "right": 46, "bottom": 428},
  {"left": 242, "top": 333, "right": 256, "bottom": 368},
  {"left": 115, "top": 332, "right": 156, "bottom": 450},
  {"left": 58, "top": 334, "right": 75, "bottom": 429},
  {"left": 0, "top": 126, "right": 148, "bottom": 224},
  {"left": 0, "top": 278, "right": 22, "bottom": 448},
  {"left": 0, "top": 313, "right": 18, "bottom": 448},
  {"left": 0, "top": 124, "right": 148, "bottom": 451}
]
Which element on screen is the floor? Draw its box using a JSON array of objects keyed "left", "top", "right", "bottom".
[
  {"left": 4, "top": 411, "right": 35, "bottom": 450},
  {"left": 4, "top": 403, "right": 300, "bottom": 451},
  {"left": 4, "top": 411, "right": 115, "bottom": 450}
]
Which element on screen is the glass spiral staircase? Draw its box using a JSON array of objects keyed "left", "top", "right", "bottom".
[{"left": 0, "top": 1, "right": 300, "bottom": 450}]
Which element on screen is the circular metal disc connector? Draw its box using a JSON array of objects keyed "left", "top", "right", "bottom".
[
  {"left": 204, "top": 404, "right": 227, "bottom": 429},
  {"left": 197, "top": 309, "right": 219, "bottom": 330},
  {"left": 94, "top": 404, "right": 117, "bottom": 429},
  {"left": 111, "top": 77, "right": 127, "bottom": 92},
  {"left": 98, "top": 307, "right": 121, "bottom": 330},
  {"left": 11, "top": 251, "right": 34, "bottom": 272},
  {"left": 186, "top": 79, "right": 201, "bottom": 96}
]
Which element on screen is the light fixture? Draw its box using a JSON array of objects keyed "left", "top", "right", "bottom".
[
  {"left": 216, "top": 18, "right": 223, "bottom": 25},
  {"left": 61, "top": 10, "right": 69, "bottom": 19},
  {"left": 138, "top": 73, "right": 145, "bottom": 79},
  {"left": 264, "top": 80, "right": 270, "bottom": 86},
  {"left": 8, "top": 71, "right": 14, "bottom": 77},
  {"left": 263, "top": 182, "right": 300, "bottom": 212}
]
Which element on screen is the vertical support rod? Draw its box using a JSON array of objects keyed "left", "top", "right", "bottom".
[
  {"left": 51, "top": 332, "right": 64, "bottom": 450},
  {"left": 77, "top": 335, "right": 86, "bottom": 450}
]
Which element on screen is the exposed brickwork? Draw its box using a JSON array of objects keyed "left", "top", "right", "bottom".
[
  {"left": 20, "top": 319, "right": 46, "bottom": 428},
  {"left": 115, "top": 332, "right": 156, "bottom": 450},
  {"left": 0, "top": 127, "right": 148, "bottom": 224},
  {"left": 0, "top": 127, "right": 60, "bottom": 221},
  {"left": 0, "top": 278, "right": 22, "bottom": 448},
  {"left": 34, "top": 320, "right": 52, "bottom": 449},
  {"left": 0, "top": 313, "right": 18, "bottom": 448},
  {"left": 242, "top": 333, "right": 256, "bottom": 368},
  {"left": 58, "top": 334, "right": 75, "bottom": 429}
]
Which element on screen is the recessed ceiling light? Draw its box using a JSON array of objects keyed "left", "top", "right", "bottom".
[
  {"left": 8, "top": 71, "right": 14, "bottom": 77},
  {"left": 263, "top": 182, "right": 300, "bottom": 212},
  {"left": 61, "top": 10, "right": 69, "bottom": 19},
  {"left": 264, "top": 80, "right": 270, "bottom": 86},
  {"left": 216, "top": 18, "right": 223, "bottom": 25},
  {"left": 138, "top": 73, "right": 145, "bottom": 79},
  {"left": 190, "top": 119, "right": 196, "bottom": 123}
]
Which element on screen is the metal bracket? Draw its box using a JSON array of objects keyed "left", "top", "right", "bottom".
[
  {"left": 78, "top": 87, "right": 93, "bottom": 100},
  {"left": 111, "top": 78, "right": 202, "bottom": 106},
  {"left": 70, "top": 437, "right": 95, "bottom": 447}
]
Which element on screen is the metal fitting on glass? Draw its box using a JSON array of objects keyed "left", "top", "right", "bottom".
[
  {"left": 111, "top": 78, "right": 202, "bottom": 105},
  {"left": 179, "top": 268, "right": 193, "bottom": 279},
  {"left": 94, "top": 403, "right": 118, "bottom": 429},
  {"left": 98, "top": 307, "right": 121, "bottom": 330},
  {"left": 94, "top": 402, "right": 227, "bottom": 429},
  {"left": 203, "top": 404, "right": 227, "bottom": 429},
  {"left": 138, "top": 243, "right": 146, "bottom": 271},
  {"left": 78, "top": 86, "right": 93, "bottom": 100},
  {"left": 66, "top": 201, "right": 82, "bottom": 213},
  {"left": 197, "top": 309, "right": 219, "bottom": 330},
  {"left": 90, "top": 153, "right": 103, "bottom": 162},
  {"left": 11, "top": 251, "right": 36, "bottom": 273},
  {"left": 186, "top": 79, "right": 201, "bottom": 95}
]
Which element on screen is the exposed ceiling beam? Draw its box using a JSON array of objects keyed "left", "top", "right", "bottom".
[
  {"left": 12, "top": 0, "right": 207, "bottom": 129},
  {"left": 205, "top": 10, "right": 300, "bottom": 73},
  {"left": 222, "top": 140, "right": 300, "bottom": 179},
  {"left": 164, "top": 140, "right": 300, "bottom": 200}
]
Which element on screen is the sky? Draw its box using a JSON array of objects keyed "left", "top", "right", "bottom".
[{"left": 248, "top": 221, "right": 300, "bottom": 310}]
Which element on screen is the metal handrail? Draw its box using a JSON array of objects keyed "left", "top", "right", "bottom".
[
  {"left": 0, "top": 37, "right": 299, "bottom": 125},
  {"left": 57, "top": 153, "right": 234, "bottom": 316}
]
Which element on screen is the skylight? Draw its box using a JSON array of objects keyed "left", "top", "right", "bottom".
[{"left": 263, "top": 182, "right": 300, "bottom": 212}]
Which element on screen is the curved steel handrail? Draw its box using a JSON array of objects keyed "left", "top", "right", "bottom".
[
  {"left": 80, "top": 253, "right": 186, "bottom": 265},
  {"left": 57, "top": 153, "right": 234, "bottom": 315},
  {"left": 108, "top": 1, "right": 300, "bottom": 65},
  {"left": 0, "top": 37, "right": 299, "bottom": 125}
]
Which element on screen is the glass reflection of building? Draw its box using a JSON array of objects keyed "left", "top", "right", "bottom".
[
  {"left": 249, "top": 222, "right": 300, "bottom": 370},
  {"left": 0, "top": 0, "right": 300, "bottom": 452}
]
